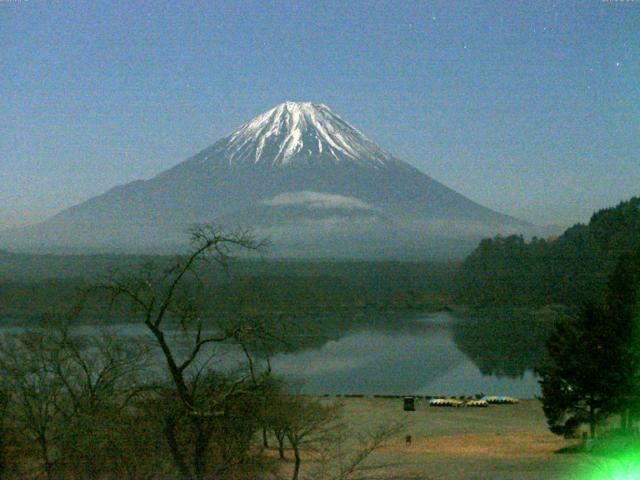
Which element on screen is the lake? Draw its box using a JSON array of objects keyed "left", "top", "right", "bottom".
[
  {"left": 1, "top": 310, "right": 552, "bottom": 399},
  {"left": 271, "top": 312, "right": 547, "bottom": 398}
]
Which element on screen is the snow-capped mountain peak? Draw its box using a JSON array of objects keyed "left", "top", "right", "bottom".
[
  {"left": 3, "top": 100, "right": 528, "bottom": 256},
  {"left": 208, "top": 101, "right": 394, "bottom": 168}
]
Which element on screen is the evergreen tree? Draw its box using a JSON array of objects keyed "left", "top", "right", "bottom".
[
  {"left": 537, "top": 302, "right": 616, "bottom": 438},
  {"left": 537, "top": 249, "right": 640, "bottom": 437},
  {"left": 603, "top": 251, "right": 640, "bottom": 428}
]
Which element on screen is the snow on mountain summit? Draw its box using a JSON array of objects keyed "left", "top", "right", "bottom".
[{"left": 206, "top": 101, "right": 395, "bottom": 168}]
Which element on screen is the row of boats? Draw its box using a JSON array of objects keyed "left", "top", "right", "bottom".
[{"left": 428, "top": 396, "right": 520, "bottom": 407}]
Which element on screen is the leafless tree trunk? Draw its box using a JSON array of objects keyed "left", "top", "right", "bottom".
[
  {"left": 94, "top": 225, "right": 268, "bottom": 480},
  {"left": 275, "top": 428, "right": 287, "bottom": 460},
  {"left": 292, "top": 443, "right": 302, "bottom": 480}
]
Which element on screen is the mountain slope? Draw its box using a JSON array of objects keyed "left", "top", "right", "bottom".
[{"left": 3, "top": 101, "right": 528, "bottom": 257}]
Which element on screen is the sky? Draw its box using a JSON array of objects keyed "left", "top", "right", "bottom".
[{"left": 1, "top": 0, "right": 638, "bottom": 230}]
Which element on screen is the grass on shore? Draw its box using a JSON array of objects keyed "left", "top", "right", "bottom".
[{"left": 273, "top": 397, "right": 588, "bottom": 480}]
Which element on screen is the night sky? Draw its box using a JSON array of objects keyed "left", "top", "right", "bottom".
[{"left": 2, "top": 0, "right": 638, "bottom": 229}]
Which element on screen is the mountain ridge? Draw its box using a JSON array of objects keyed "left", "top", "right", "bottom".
[{"left": 3, "top": 101, "right": 530, "bottom": 258}]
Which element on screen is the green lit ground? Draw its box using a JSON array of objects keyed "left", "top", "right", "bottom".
[{"left": 580, "top": 439, "right": 640, "bottom": 480}]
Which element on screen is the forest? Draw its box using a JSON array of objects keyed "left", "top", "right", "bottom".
[{"left": 454, "top": 197, "right": 640, "bottom": 307}]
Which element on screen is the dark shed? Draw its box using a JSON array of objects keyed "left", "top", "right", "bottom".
[{"left": 403, "top": 396, "right": 415, "bottom": 411}]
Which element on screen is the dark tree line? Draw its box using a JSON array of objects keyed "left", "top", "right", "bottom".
[
  {"left": 0, "top": 257, "right": 455, "bottom": 325},
  {"left": 455, "top": 197, "right": 640, "bottom": 307},
  {"left": 537, "top": 250, "right": 640, "bottom": 438}
]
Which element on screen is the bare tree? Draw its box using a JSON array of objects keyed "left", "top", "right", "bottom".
[
  {"left": 0, "top": 316, "right": 151, "bottom": 480},
  {"left": 0, "top": 333, "right": 64, "bottom": 480},
  {"left": 273, "top": 394, "right": 402, "bottom": 480},
  {"left": 316, "top": 422, "right": 405, "bottom": 480},
  {"left": 94, "top": 225, "right": 270, "bottom": 480},
  {"left": 234, "top": 311, "right": 289, "bottom": 450},
  {"left": 283, "top": 397, "right": 343, "bottom": 480},
  {"left": 263, "top": 389, "right": 293, "bottom": 460},
  {"left": 50, "top": 325, "right": 151, "bottom": 479},
  {"left": 48, "top": 323, "right": 149, "bottom": 414}
]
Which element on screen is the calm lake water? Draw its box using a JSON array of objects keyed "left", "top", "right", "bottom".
[
  {"left": 271, "top": 312, "right": 544, "bottom": 398},
  {"left": 2, "top": 311, "right": 551, "bottom": 399}
]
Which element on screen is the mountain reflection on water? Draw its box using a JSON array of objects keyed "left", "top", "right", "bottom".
[
  {"left": 271, "top": 310, "right": 553, "bottom": 398},
  {"left": 2, "top": 309, "right": 553, "bottom": 398}
]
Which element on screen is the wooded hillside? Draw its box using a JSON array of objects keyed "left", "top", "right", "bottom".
[{"left": 455, "top": 197, "right": 640, "bottom": 306}]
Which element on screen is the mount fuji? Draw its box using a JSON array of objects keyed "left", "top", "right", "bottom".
[{"left": 3, "top": 102, "right": 529, "bottom": 258}]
